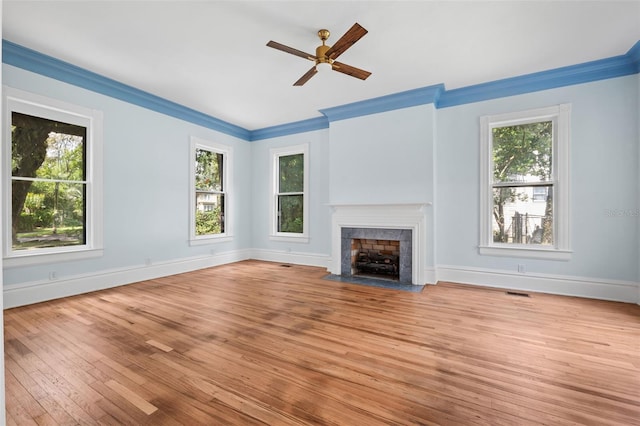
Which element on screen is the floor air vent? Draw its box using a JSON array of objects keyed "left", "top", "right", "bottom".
[
  {"left": 506, "top": 291, "right": 530, "bottom": 297},
  {"left": 280, "top": 264, "right": 292, "bottom": 268}
]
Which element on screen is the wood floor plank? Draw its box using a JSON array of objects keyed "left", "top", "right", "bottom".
[
  {"left": 4, "top": 260, "right": 640, "bottom": 425},
  {"left": 105, "top": 379, "right": 158, "bottom": 415},
  {"left": 145, "top": 339, "right": 173, "bottom": 352}
]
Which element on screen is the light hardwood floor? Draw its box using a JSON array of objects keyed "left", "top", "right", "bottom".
[{"left": 4, "top": 260, "right": 640, "bottom": 425}]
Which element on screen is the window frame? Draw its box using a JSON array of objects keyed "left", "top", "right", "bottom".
[
  {"left": 189, "top": 136, "right": 233, "bottom": 245},
  {"left": 3, "top": 86, "right": 103, "bottom": 267},
  {"left": 479, "top": 104, "right": 571, "bottom": 260},
  {"left": 270, "top": 143, "right": 309, "bottom": 243}
]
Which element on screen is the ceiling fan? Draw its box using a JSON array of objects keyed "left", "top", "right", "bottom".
[{"left": 267, "top": 22, "right": 372, "bottom": 86}]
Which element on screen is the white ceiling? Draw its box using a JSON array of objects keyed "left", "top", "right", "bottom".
[{"left": 4, "top": 1, "right": 640, "bottom": 131}]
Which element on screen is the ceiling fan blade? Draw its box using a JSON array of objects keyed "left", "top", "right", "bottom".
[
  {"left": 332, "top": 61, "right": 371, "bottom": 80},
  {"left": 293, "top": 66, "right": 318, "bottom": 86},
  {"left": 267, "top": 40, "right": 316, "bottom": 61},
  {"left": 325, "top": 23, "right": 368, "bottom": 60}
]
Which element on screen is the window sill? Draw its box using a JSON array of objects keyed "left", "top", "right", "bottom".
[
  {"left": 189, "top": 235, "right": 233, "bottom": 246},
  {"left": 4, "top": 248, "right": 104, "bottom": 268},
  {"left": 479, "top": 245, "right": 572, "bottom": 261},
  {"left": 269, "top": 234, "right": 309, "bottom": 244}
]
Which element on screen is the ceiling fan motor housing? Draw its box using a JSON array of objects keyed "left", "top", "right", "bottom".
[{"left": 316, "top": 45, "right": 332, "bottom": 64}]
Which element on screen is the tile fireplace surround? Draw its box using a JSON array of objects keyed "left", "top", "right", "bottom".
[
  {"left": 329, "top": 204, "right": 428, "bottom": 285},
  {"left": 342, "top": 227, "right": 412, "bottom": 283}
]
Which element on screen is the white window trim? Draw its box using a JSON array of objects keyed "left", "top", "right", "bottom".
[
  {"left": 270, "top": 143, "right": 309, "bottom": 243},
  {"left": 189, "top": 136, "right": 233, "bottom": 245},
  {"left": 479, "top": 104, "right": 571, "bottom": 260},
  {"left": 3, "top": 86, "right": 103, "bottom": 267}
]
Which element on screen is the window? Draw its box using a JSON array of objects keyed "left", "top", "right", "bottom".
[
  {"left": 479, "top": 104, "right": 571, "bottom": 260},
  {"left": 4, "top": 87, "right": 103, "bottom": 266},
  {"left": 270, "top": 144, "right": 309, "bottom": 242},
  {"left": 195, "top": 149, "right": 224, "bottom": 234},
  {"left": 189, "top": 137, "right": 232, "bottom": 244},
  {"left": 532, "top": 186, "right": 548, "bottom": 202}
]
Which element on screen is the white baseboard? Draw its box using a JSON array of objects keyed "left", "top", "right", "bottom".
[
  {"left": 3, "top": 249, "right": 252, "bottom": 309},
  {"left": 5, "top": 254, "right": 638, "bottom": 308},
  {"left": 436, "top": 265, "right": 640, "bottom": 304},
  {"left": 424, "top": 267, "right": 437, "bottom": 285},
  {"left": 249, "top": 248, "right": 330, "bottom": 269}
]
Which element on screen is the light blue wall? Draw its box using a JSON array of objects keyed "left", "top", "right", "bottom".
[
  {"left": 328, "top": 105, "right": 435, "bottom": 205},
  {"left": 3, "top": 64, "right": 252, "bottom": 286},
  {"left": 436, "top": 75, "right": 639, "bottom": 282},
  {"left": 249, "top": 129, "right": 331, "bottom": 256}
]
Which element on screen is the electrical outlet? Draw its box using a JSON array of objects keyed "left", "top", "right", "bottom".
[
  {"left": 49, "top": 271, "right": 57, "bottom": 280},
  {"left": 517, "top": 264, "right": 525, "bottom": 273},
  {"left": 145, "top": 258, "right": 152, "bottom": 266}
]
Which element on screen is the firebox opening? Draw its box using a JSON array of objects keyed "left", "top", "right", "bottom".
[{"left": 351, "top": 238, "right": 400, "bottom": 281}]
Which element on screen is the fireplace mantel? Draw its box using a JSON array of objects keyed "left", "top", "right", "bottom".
[{"left": 329, "top": 203, "right": 429, "bottom": 285}]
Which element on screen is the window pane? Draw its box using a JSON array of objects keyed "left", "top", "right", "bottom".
[
  {"left": 12, "top": 112, "right": 86, "bottom": 181},
  {"left": 195, "top": 193, "right": 224, "bottom": 235},
  {"left": 492, "top": 185, "right": 553, "bottom": 245},
  {"left": 12, "top": 181, "right": 86, "bottom": 251},
  {"left": 492, "top": 121, "right": 552, "bottom": 183},
  {"left": 195, "top": 149, "right": 223, "bottom": 192},
  {"left": 279, "top": 154, "right": 303, "bottom": 193},
  {"left": 278, "top": 194, "right": 303, "bottom": 233}
]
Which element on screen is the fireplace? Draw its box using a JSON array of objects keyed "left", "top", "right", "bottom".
[
  {"left": 330, "top": 204, "right": 428, "bottom": 285},
  {"left": 352, "top": 238, "right": 400, "bottom": 280},
  {"left": 341, "top": 227, "right": 412, "bottom": 283}
]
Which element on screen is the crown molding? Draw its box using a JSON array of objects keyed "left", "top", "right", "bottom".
[
  {"left": 319, "top": 84, "right": 444, "bottom": 123},
  {"left": 438, "top": 42, "right": 640, "bottom": 108},
  {"left": 2, "top": 40, "right": 251, "bottom": 140},
  {"left": 250, "top": 116, "right": 328, "bottom": 141},
  {"left": 627, "top": 40, "right": 640, "bottom": 73}
]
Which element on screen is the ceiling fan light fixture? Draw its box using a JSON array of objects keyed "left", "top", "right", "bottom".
[{"left": 316, "top": 61, "right": 332, "bottom": 73}]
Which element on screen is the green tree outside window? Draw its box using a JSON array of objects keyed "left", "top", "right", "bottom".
[
  {"left": 11, "top": 112, "right": 86, "bottom": 250},
  {"left": 195, "top": 148, "right": 224, "bottom": 235},
  {"left": 277, "top": 153, "right": 304, "bottom": 233},
  {"left": 492, "top": 121, "right": 553, "bottom": 244}
]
